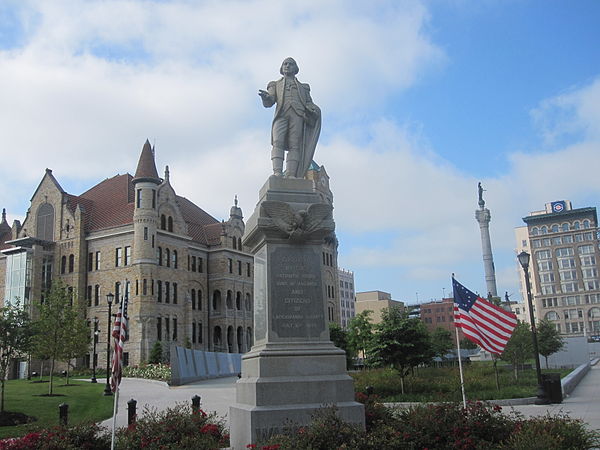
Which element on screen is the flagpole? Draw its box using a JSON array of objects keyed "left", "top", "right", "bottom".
[
  {"left": 455, "top": 326, "right": 467, "bottom": 408},
  {"left": 111, "top": 384, "right": 119, "bottom": 450}
]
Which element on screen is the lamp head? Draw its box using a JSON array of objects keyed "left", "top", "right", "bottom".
[
  {"left": 517, "top": 251, "right": 530, "bottom": 270},
  {"left": 106, "top": 292, "right": 114, "bottom": 306}
]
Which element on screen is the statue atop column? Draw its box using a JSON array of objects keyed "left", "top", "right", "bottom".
[
  {"left": 259, "top": 57, "right": 321, "bottom": 179},
  {"left": 478, "top": 182, "right": 486, "bottom": 208}
]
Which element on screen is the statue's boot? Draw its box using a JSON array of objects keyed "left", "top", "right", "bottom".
[
  {"left": 285, "top": 154, "right": 300, "bottom": 178},
  {"left": 271, "top": 147, "right": 284, "bottom": 177}
]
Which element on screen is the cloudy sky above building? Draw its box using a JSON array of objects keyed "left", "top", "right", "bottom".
[{"left": 1, "top": 0, "right": 599, "bottom": 304}]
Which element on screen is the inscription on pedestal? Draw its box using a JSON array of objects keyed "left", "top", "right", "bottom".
[{"left": 270, "top": 246, "right": 324, "bottom": 338}]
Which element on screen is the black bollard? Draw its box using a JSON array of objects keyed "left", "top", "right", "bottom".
[
  {"left": 127, "top": 399, "right": 137, "bottom": 425},
  {"left": 191, "top": 395, "right": 201, "bottom": 413},
  {"left": 365, "top": 385, "right": 374, "bottom": 397},
  {"left": 58, "top": 403, "right": 68, "bottom": 426}
]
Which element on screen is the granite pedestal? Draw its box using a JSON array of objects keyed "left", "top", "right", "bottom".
[{"left": 229, "top": 177, "right": 364, "bottom": 449}]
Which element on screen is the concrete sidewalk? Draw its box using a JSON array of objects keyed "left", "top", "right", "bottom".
[
  {"left": 99, "top": 376, "right": 237, "bottom": 430},
  {"left": 101, "top": 362, "right": 600, "bottom": 432},
  {"left": 508, "top": 363, "right": 600, "bottom": 431}
]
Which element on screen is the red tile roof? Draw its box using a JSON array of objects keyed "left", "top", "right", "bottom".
[
  {"left": 62, "top": 173, "right": 220, "bottom": 246},
  {"left": 77, "top": 174, "right": 135, "bottom": 231}
]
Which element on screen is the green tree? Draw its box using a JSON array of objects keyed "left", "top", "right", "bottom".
[
  {"left": 0, "top": 301, "right": 33, "bottom": 412},
  {"left": 328, "top": 322, "right": 353, "bottom": 369},
  {"left": 60, "top": 308, "right": 91, "bottom": 385},
  {"left": 430, "top": 327, "right": 453, "bottom": 360},
  {"left": 32, "top": 281, "right": 81, "bottom": 395},
  {"left": 537, "top": 319, "right": 565, "bottom": 369},
  {"left": 368, "top": 306, "right": 434, "bottom": 394},
  {"left": 459, "top": 338, "right": 478, "bottom": 350},
  {"left": 346, "top": 310, "right": 374, "bottom": 364},
  {"left": 149, "top": 341, "right": 163, "bottom": 364},
  {"left": 501, "top": 321, "right": 533, "bottom": 381}
]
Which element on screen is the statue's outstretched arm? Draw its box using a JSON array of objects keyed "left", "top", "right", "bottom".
[{"left": 259, "top": 81, "right": 277, "bottom": 108}]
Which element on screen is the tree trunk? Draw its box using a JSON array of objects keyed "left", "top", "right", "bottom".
[
  {"left": 66, "top": 360, "right": 70, "bottom": 386},
  {"left": 49, "top": 358, "right": 55, "bottom": 395},
  {"left": 545, "top": 355, "right": 549, "bottom": 369},
  {"left": 1, "top": 379, "right": 5, "bottom": 412},
  {"left": 400, "top": 375, "right": 405, "bottom": 395},
  {"left": 493, "top": 358, "right": 500, "bottom": 391},
  {"left": 40, "top": 361, "right": 44, "bottom": 380},
  {"left": 513, "top": 364, "right": 518, "bottom": 381}
]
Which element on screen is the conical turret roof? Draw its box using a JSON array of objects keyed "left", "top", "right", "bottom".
[{"left": 133, "top": 139, "right": 161, "bottom": 184}]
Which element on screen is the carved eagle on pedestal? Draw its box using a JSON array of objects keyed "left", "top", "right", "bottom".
[{"left": 261, "top": 201, "right": 333, "bottom": 241}]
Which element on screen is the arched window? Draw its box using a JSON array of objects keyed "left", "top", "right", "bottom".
[
  {"left": 545, "top": 311, "right": 559, "bottom": 321},
  {"left": 227, "top": 326, "right": 234, "bottom": 353},
  {"left": 166, "top": 248, "right": 170, "bottom": 267},
  {"left": 551, "top": 224, "right": 559, "bottom": 233},
  {"left": 246, "top": 327, "right": 253, "bottom": 349},
  {"left": 232, "top": 237, "right": 237, "bottom": 249},
  {"left": 237, "top": 326, "right": 244, "bottom": 353},
  {"left": 158, "top": 247, "right": 163, "bottom": 266},
  {"left": 531, "top": 227, "right": 539, "bottom": 236},
  {"left": 36, "top": 203, "right": 55, "bottom": 241},
  {"left": 584, "top": 220, "right": 591, "bottom": 229},
  {"left": 160, "top": 214, "right": 166, "bottom": 230},
  {"left": 236, "top": 291, "right": 242, "bottom": 310},
  {"left": 562, "top": 223, "right": 569, "bottom": 232},
  {"left": 213, "top": 326, "right": 222, "bottom": 347},
  {"left": 168, "top": 216, "right": 173, "bottom": 232},
  {"left": 61, "top": 255, "right": 67, "bottom": 274},
  {"left": 226, "top": 290, "right": 233, "bottom": 309},
  {"left": 198, "top": 322, "right": 203, "bottom": 343},
  {"left": 589, "top": 307, "right": 600, "bottom": 318},
  {"left": 68, "top": 254, "right": 74, "bottom": 273},
  {"left": 573, "top": 221, "right": 581, "bottom": 230},
  {"left": 212, "top": 290, "right": 221, "bottom": 311},
  {"left": 541, "top": 226, "right": 548, "bottom": 235},
  {"left": 238, "top": 238, "right": 242, "bottom": 250},
  {"left": 245, "top": 293, "right": 252, "bottom": 311},
  {"left": 198, "top": 290, "right": 203, "bottom": 310},
  {"left": 172, "top": 250, "right": 177, "bottom": 269},
  {"left": 191, "top": 289, "right": 196, "bottom": 310}
]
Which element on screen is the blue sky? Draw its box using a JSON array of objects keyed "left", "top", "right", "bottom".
[{"left": 1, "top": 0, "right": 600, "bottom": 304}]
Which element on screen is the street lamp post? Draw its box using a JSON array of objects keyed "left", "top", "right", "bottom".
[
  {"left": 91, "top": 317, "right": 99, "bottom": 383},
  {"left": 103, "top": 293, "right": 114, "bottom": 396},
  {"left": 517, "top": 251, "right": 550, "bottom": 405}
]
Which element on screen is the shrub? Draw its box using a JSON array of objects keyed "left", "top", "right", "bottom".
[
  {"left": 500, "top": 413, "right": 600, "bottom": 450},
  {"left": 0, "top": 422, "right": 109, "bottom": 449},
  {"left": 262, "top": 401, "right": 599, "bottom": 450},
  {"left": 116, "top": 403, "right": 228, "bottom": 449}
]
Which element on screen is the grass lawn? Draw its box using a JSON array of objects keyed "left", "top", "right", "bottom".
[
  {"left": 0, "top": 377, "right": 113, "bottom": 439},
  {"left": 351, "top": 362, "right": 572, "bottom": 402}
]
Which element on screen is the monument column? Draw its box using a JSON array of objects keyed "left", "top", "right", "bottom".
[{"left": 475, "top": 182, "right": 498, "bottom": 298}]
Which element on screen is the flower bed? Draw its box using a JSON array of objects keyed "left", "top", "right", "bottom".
[
  {"left": 261, "top": 394, "right": 600, "bottom": 449},
  {"left": 122, "top": 363, "right": 170, "bottom": 382}
]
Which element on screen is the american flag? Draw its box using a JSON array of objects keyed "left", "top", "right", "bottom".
[
  {"left": 110, "top": 292, "right": 128, "bottom": 393},
  {"left": 453, "top": 278, "right": 517, "bottom": 355}
]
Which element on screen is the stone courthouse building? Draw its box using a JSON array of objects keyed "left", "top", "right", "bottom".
[
  {"left": 0, "top": 141, "right": 344, "bottom": 370},
  {"left": 0, "top": 141, "right": 254, "bottom": 368}
]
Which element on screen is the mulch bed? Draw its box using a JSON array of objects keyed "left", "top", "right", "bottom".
[{"left": 0, "top": 411, "right": 36, "bottom": 427}]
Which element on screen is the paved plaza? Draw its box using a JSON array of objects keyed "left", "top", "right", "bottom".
[{"left": 101, "top": 362, "right": 600, "bottom": 432}]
